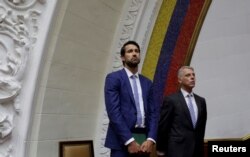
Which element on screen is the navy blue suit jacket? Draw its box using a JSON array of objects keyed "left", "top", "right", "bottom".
[{"left": 104, "top": 68, "right": 158, "bottom": 150}]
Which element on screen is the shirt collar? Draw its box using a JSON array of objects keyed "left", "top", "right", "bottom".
[
  {"left": 124, "top": 67, "right": 139, "bottom": 78},
  {"left": 181, "top": 88, "right": 193, "bottom": 97}
]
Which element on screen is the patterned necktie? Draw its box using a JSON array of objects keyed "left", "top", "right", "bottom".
[
  {"left": 131, "top": 75, "right": 143, "bottom": 127},
  {"left": 187, "top": 94, "right": 197, "bottom": 128}
]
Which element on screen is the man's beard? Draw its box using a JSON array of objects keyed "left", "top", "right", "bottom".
[{"left": 125, "top": 59, "right": 140, "bottom": 68}]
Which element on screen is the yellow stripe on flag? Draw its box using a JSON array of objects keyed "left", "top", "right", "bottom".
[{"left": 142, "top": 0, "right": 177, "bottom": 80}]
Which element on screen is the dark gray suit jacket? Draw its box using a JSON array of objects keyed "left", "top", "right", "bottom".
[{"left": 157, "top": 90, "right": 207, "bottom": 157}]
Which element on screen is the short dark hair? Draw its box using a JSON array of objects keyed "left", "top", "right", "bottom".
[{"left": 120, "top": 40, "right": 140, "bottom": 57}]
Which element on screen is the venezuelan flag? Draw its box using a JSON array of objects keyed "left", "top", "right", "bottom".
[{"left": 141, "top": 0, "right": 212, "bottom": 106}]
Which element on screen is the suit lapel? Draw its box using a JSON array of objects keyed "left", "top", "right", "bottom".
[
  {"left": 121, "top": 69, "right": 136, "bottom": 104},
  {"left": 139, "top": 75, "right": 147, "bottom": 112},
  {"left": 178, "top": 91, "right": 195, "bottom": 128},
  {"left": 194, "top": 94, "right": 201, "bottom": 126}
]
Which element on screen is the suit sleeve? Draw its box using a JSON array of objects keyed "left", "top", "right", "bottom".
[
  {"left": 146, "top": 81, "right": 159, "bottom": 141},
  {"left": 200, "top": 97, "right": 207, "bottom": 138},
  {"left": 104, "top": 74, "right": 133, "bottom": 144},
  {"left": 156, "top": 96, "right": 175, "bottom": 152}
]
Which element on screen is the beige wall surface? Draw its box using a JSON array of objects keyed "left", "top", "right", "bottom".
[
  {"left": 27, "top": 0, "right": 125, "bottom": 157},
  {"left": 192, "top": 0, "right": 250, "bottom": 139}
]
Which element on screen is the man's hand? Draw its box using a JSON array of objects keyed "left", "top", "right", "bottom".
[
  {"left": 140, "top": 140, "right": 154, "bottom": 153},
  {"left": 128, "top": 141, "right": 141, "bottom": 154},
  {"left": 156, "top": 150, "right": 166, "bottom": 157}
]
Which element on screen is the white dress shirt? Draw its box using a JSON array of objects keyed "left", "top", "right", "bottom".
[{"left": 181, "top": 88, "right": 198, "bottom": 120}]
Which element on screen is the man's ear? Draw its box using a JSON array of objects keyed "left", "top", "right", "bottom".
[
  {"left": 121, "top": 56, "right": 125, "bottom": 62},
  {"left": 178, "top": 78, "right": 182, "bottom": 84}
]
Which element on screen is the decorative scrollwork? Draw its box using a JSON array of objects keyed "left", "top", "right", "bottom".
[
  {"left": 0, "top": 3, "right": 41, "bottom": 147},
  {"left": 0, "top": 145, "right": 13, "bottom": 157},
  {"left": 4, "top": 0, "right": 46, "bottom": 10},
  {"left": 0, "top": 114, "right": 13, "bottom": 143}
]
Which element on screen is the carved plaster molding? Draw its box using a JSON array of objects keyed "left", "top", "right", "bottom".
[
  {"left": 0, "top": 1, "right": 44, "bottom": 156},
  {"left": 96, "top": 0, "right": 161, "bottom": 156},
  {"left": 111, "top": 0, "right": 144, "bottom": 71},
  {"left": 0, "top": 145, "right": 13, "bottom": 157},
  {"left": 4, "top": 0, "right": 46, "bottom": 10}
]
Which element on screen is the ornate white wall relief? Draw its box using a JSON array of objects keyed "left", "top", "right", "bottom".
[
  {"left": 96, "top": 0, "right": 161, "bottom": 157},
  {"left": 0, "top": 1, "right": 46, "bottom": 156},
  {"left": 5, "top": 0, "right": 46, "bottom": 10},
  {"left": 112, "top": 0, "right": 145, "bottom": 71}
]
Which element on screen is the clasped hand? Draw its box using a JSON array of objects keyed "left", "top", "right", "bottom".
[{"left": 128, "top": 140, "right": 154, "bottom": 154}]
